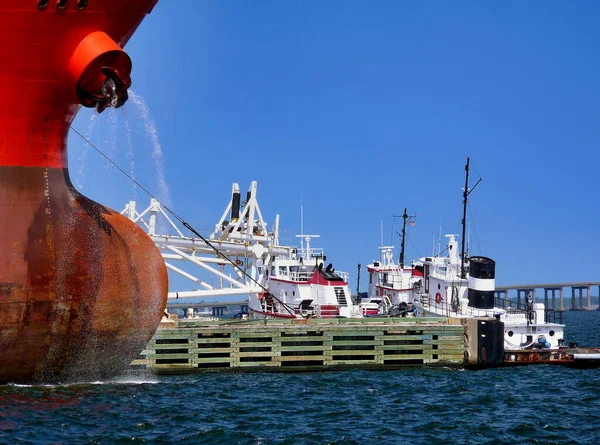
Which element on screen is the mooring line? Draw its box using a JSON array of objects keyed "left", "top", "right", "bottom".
[{"left": 70, "top": 126, "right": 298, "bottom": 317}]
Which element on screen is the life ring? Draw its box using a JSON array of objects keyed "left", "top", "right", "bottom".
[
  {"left": 258, "top": 292, "right": 266, "bottom": 301},
  {"left": 235, "top": 259, "right": 243, "bottom": 266},
  {"left": 435, "top": 292, "right": 442, "bottom": 304}
]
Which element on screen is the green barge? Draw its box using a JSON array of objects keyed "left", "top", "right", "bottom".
[{"left": 129, "top": 316, "right": 504, "bottom": 373}]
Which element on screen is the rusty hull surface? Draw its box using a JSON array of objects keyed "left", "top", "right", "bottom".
[{"left": 0, "top": 167, "right": 168, "bottom": 383}]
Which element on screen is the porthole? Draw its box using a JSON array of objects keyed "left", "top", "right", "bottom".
[
  {"left": 508, "top": 331, "right": 514, "bottom": 337},
  {"left": 549, "top": 330, "right": 555, "bottom": 337},
  {"left": 437, "top": 283, "right": 441, "bottom": 290}
]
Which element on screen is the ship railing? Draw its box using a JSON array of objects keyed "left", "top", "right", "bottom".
[
  {"left": 494, "top": 297, "right": 564, "bottom": 324},
  {"left": 282, "top": 270, "right": 349, "bottom": 282},
  {"left": 545, "top": 310, "right": 564, "bottom": 325},
  {"left": 297, "top": 247, "right": 325, "bottom": 259},
  {"left": 429, "top": 267, "right": 459, "bottom": 281},
  {"left": 422, "top": 293, "right": 455, "bottom": 316},
  {"left": 287, "top": 271, "right": 312, "bottom": 282},
  {"left": 336, "top": 271, "right": 349, "bottom": 282},
  {"left": 425, "top": 294, "right": 498, "bottom": 317},
  {"left": 494, "top": 297, "right": 527, "bottom": 313},
  {"left": 382, "top": 275, "right": 406, "bottom": 288}
]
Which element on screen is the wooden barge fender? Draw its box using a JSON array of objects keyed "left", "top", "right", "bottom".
[{"left": 130, "top": 317, "right": 470, "bottom": 373}]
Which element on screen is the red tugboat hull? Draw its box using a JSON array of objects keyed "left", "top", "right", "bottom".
[{"left": 0, "top": 0, "right": 168, "bottom": 383}]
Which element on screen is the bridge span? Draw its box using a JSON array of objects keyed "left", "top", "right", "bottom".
[{"left": 495, "top": 282, "right": 600, "bottom": 311}]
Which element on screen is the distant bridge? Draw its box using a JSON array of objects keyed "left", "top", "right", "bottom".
[{"left": 495, "top": 282, "right": 600, "bottom": 311}]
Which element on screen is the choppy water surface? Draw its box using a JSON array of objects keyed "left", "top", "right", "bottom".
[{"left": 1, "top": 312, "right": 599, "bottom": 445}]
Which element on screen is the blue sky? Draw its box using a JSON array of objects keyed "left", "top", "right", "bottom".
[{"left": 69, "top": 0, "right": 600, "bottom": 291}]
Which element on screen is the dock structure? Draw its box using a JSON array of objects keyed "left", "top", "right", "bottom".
[
  {"left": 495, "top": 281, "right": 600, "bottom": 311},
  {"left": 131, "top": 317, "right": 473, "bottom": 373}
]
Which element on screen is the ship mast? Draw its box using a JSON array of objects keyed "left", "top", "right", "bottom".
[
  {"left": 356, "top": 263, "right": 362, "bottom": 302},
  {"left": 397, "top": 208, "right": 416, "bottom": 269},
  {"left": 460, "top": 157, "right": 482, "bottom": 279}
]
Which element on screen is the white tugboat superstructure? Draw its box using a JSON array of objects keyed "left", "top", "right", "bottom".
[
  {"left": 412, "top": 158, "right": 565, "bottom": 350},
  {"left": 362, "top": 245, "right": 422, "bottom": 316},
  {"left": 250, "top": 234, "right": 359, "bottom": 319}
]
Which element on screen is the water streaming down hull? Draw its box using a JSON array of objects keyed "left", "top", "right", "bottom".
[{"left": 0, "top": 0, "right": 167, "bottom": 383}]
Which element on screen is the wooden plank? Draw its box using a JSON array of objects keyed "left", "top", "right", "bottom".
[
  {"left": 434, "top": 344, "right": 464, "bottom": 351},
  {"left": 234, "top": 361, "right": 281, "bottom": 368},
  {"left": 153, "top": 331, "right": 196, "bottom": 339},
  {"left": 153, "top": 363, "right": 193, "bottom": 369},
  {"left": 274, "top": 345, "right": 326, "bottom": 352},
  {"left": 152, "top": 344, "right": 191, "bottom": 350},
  {"left": 192, "top": 357, "right": 234, "bottom": 364},
  {"left": 195, "top": 337, "right": 232, "bottom": 344},
  {"left": 428, "top": 349, "right": 464, "bottom": 355},
  {"left": 329, "top": 350, "right": 378, "bottom": 356},
  {"left": 327, "top": 340, "right": 383, "bottom": 346},
  {"left": 376, "top": 335, "right": 432, "bottom": 341},
  {"left": 151, "top": 353, "right": 191, "bottom": 359},
  {"left": 324, "top": 359, "right": 378, "bottom": 365},
  {"left": 196, "top": 331, "right": 234, "bottom": 336},
  {"left": 382, "top": 354, "right": 431, "bottom": 360},
  {"left": 275, "top": 355, "right": 325, "bottom": 362},
  {"left": 235, "top": 331, "right": 277, "bottom": 337},
  {"left": 193, "top": 348, "right": 232, "bottom": 354},
  {"left": 380, "top": 344, "right": 432, "bottom": 351},
  {"left": 279, "top": 336, "right": 326, "bottom": 342},
  {"left": 236, "top": 351, "right": 274, "bottom": 358},
  {"left": 235, "top": 341, "right": 275, "bottom": 348},
  {"left": 423, "top": 335, "right": 464, "bottom": 345}
]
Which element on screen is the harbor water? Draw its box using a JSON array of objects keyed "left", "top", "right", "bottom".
[{"left": 1, "top": 311, "right": 599, "bottom": 445}]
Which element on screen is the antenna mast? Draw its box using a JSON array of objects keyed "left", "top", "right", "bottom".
[
  {"left": 396, "top": 208, "right": 416, "bottom": 268},
  {"left": 460, "top": 157, "right": 482, "bottom": 279},
  {"left": 356, "top": 263, "right": 361, "bottom": 301},
  {"left": 300, "top": 203, "right": 304, "bottom": 253}
]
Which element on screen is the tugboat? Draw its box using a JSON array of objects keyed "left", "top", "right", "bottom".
[
  {"left": 249, "top": 235, "right": 359, "bottom": 319},
  {"left": 411, "top": 158, "right": 565, "bottom": 350},
  {"left": 361, "top": 208, "right": 422, "bottom": 316},
  {"left": 0, "top": 1, "right": 168, "bottom": 383}
]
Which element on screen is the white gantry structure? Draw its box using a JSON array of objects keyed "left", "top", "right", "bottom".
[{"left": 121, "top": 181, "right": 294, "bottom": 301}]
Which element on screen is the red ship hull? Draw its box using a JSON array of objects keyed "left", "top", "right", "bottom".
[{"left": 0, "top": 0, "right": 168, "bottom": 383}]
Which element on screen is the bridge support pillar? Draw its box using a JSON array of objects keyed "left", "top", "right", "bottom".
[
  {"left": 560, "top": 287, "right": 564, "bottom": 311},
  {"left": 587, "top": 285, "right": 591, "bottom": 310},
  {"left": 517, "top": 289, "right": 523, "bottom": 309}
]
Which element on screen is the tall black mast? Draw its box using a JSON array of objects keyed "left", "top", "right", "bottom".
[
  {"left": 460, "top": 157, "right": 482, "bottom": 279},
  {"left": 399, "top": 208, "right": 408, "bottom": 268},
  {"left": 397, "top": 208, "right": 416, "bottom": 269},
  {"left": 460, "top": 158, "right": 470, "bottom": 279},
  {"left": 356, "top": 263, "right": 361, "bottom": 299}
]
